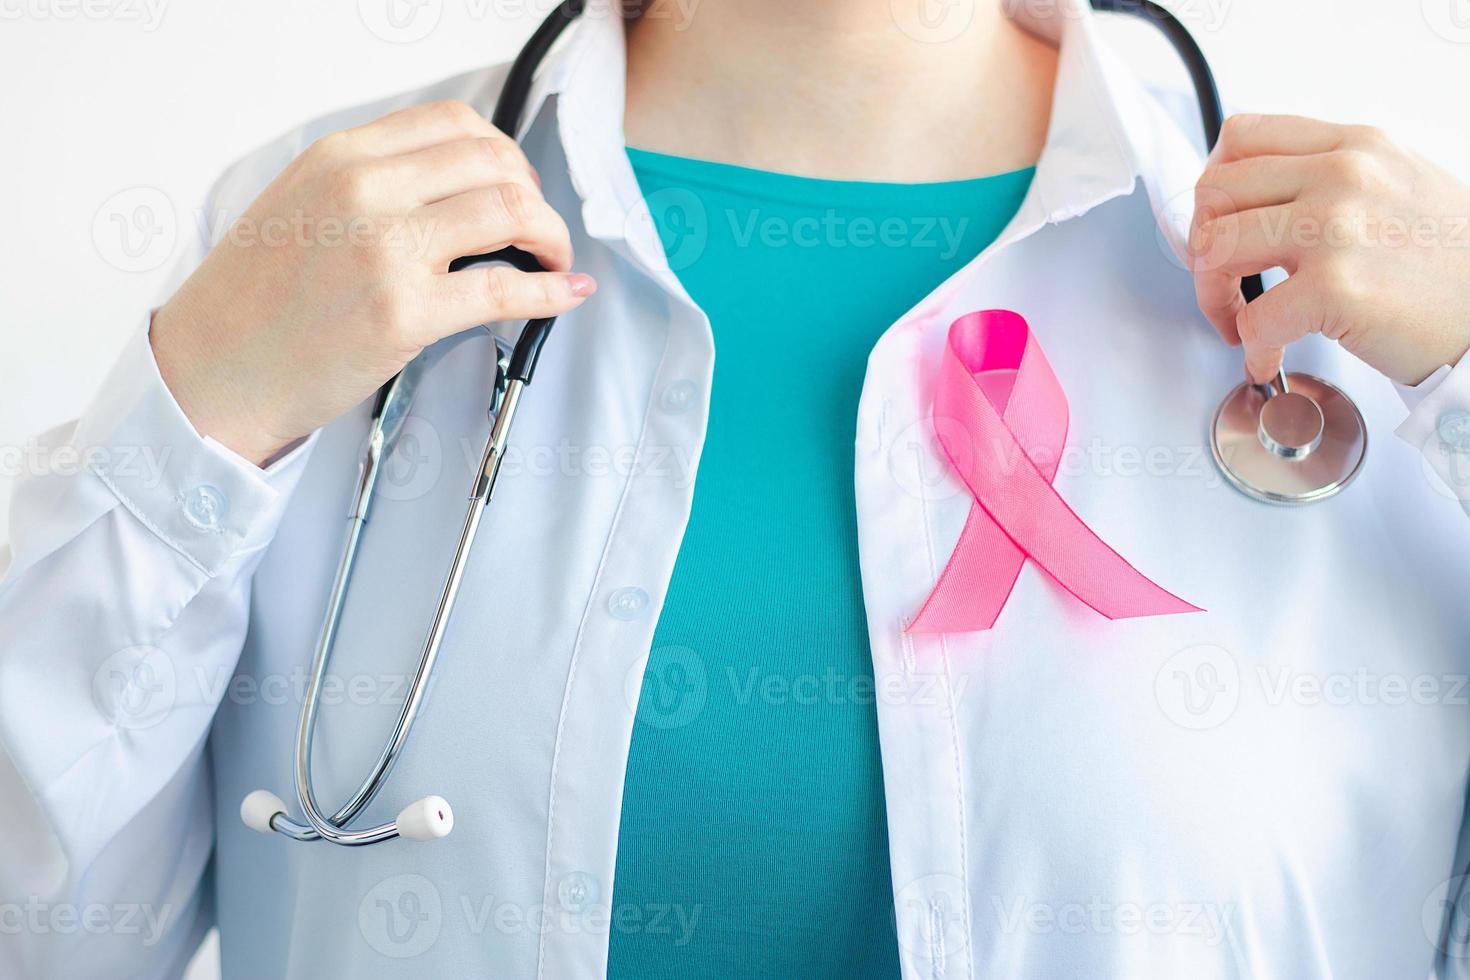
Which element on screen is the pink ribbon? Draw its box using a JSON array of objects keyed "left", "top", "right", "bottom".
[{"left": 908, "top": 310, "right": 1201, "bottom": 633}]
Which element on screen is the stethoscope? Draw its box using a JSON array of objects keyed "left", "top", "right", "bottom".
[
  {"left": 240, "top": 0, "right": 1367, "bottom": 847},
  {"left": 1088, "top": 1, "right": 1370, "bottom": 502}
]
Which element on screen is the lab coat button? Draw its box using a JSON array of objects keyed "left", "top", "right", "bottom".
[
  {"left": 181, "top": 485, "right": 227, "bottom": 531},
  {"left": 1437, "top": 410, "right": 1470, "bottom": 453},
  {"left": 608, "top": 587, "right": 650, "bottom": 621},
  {"left": 557, "top": 871, "right": 600, "bottom": 913},
  {"left": 660, "top": 379, "right": 697, "bottom": 415}
]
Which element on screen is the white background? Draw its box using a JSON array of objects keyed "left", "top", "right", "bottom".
[{"left": 0, "top": 0, "right": 1466, "bottom": 976}]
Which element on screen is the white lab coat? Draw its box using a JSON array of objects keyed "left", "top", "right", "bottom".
[{"left": 5, "top": 1, "right": 1470, "bottom": 978}]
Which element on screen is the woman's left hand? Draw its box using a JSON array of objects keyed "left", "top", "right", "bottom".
[{"left": 1189, "top": 113, "right": 1470, "bottom": 387}]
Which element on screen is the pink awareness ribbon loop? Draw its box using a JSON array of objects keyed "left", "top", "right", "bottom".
[{"left": 908, "top": 310, "right": 1201, "bottom": 633}]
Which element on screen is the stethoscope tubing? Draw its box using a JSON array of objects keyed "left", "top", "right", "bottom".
[
  {"left": 248, "top": 0, "right": 1256, "bottom": 847},
  {"left": 254, "top": 341, "right": 520, "bottom": 845},
  {"left": 245, "top": 0, "right": 589, "bottom": 847}
]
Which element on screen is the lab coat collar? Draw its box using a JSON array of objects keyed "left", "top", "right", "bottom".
[
  {"left": 505, "top": 0, "right": 676, "bottom": 284},
  {"left": 496, "top": 0, "right": 1204, "bottom": 290},
  {"left": 1002, "top": 0, "right": 1203, "bottom": 262}
]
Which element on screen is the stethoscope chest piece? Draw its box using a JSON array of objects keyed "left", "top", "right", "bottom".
[{"left": 1210, "top": 372, "right": 1367, "bottom": 504}]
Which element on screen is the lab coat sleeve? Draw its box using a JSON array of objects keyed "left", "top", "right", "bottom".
[
  {"left": 0, "top": 62, "right": 513, "bottom": 979},
  {"left": 1395, "top": 347, "right": 1470, "bottom": 519},
  {"left": 0, "top": 191, "right": 317, "bottom": 978}
]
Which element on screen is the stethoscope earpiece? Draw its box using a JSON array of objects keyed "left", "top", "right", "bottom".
[
  {"left": 241, "top": 789, "right": 454, "bottom": 841},
  {"left": 393, "top": 795, "right": 456, "bottom": 841},
  {"left": 240, "top": 0, "right": 590, "bottom": 849}
]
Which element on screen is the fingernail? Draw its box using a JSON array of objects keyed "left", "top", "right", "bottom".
[{"left": 567, "top": 273, "right": 597, "bottom": 298}]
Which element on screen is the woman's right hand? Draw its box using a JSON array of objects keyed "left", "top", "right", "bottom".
[{"left": 151, "top": 99, "right": 596, "bottom": 467}]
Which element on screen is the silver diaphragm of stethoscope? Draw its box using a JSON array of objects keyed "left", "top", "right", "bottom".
[
  {"left": 1082, "top": 2, "right": 1372, "bottom": 504},
  {"left": 1210, "top": 368, "right": 1368, "bottom": 504}
]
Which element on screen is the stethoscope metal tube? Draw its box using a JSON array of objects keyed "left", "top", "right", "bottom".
[
  {"left": 241, "top": 0, "right": 588, "bottom": 846},
  {"left": 244, "top": 340, "right": 521, "bottom": 844}
]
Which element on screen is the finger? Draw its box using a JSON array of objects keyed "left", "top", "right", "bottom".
[
  {"left": 1210, "top": 113, "right": 1350, "bottom": 165},
  {"left": 425, "top": 267, "right": 596, "bottom": 343},
  {"left": 1194, "top": 267, "right": 1245, "bottom": 346},
  {"left": 1191, "top": 202, "right": 1310, "bottom": 348},
  {"left": 1190, "top": 203, "right": 1303, "bottom": 279},
  {"left": 388, "top": 136, "right": 539, "bottom": 206},
  {"left": 1235, "top": 279, "right": 1321, "bottom": 384},
  {"left": 1194, "top": 155, "right": 1317, "bottom": 226},
  {"left": 419, "top": 183, "right": 574, "bottom": 272},
  {"left": 349, "top": 99, "right": 499, "bottom": 157}
]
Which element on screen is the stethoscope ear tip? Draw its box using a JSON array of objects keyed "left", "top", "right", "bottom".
[
  {"left": 241, "top": 789, "right": 288, "bottom": 835},
  {"left": 396, "top": 795, "right": 455, "bottom": 841}
]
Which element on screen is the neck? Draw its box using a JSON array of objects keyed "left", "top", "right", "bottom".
[{"left": 623, "top": 0, "right": 1059, "bottom": 181}]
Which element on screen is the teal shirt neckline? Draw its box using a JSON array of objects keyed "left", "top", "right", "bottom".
[
  {"left": 611, "top": 146, "right": 1035, "bottom": 979},
  {"left": 626, "top": 146, "right": 1039, "bottom": 206}
]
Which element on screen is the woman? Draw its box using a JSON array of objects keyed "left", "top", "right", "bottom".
[{"left": 4, "top": 0, "right": 1470, "bottom": 976}]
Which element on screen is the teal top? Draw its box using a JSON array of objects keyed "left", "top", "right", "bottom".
[{"left": 611, "top": 147, "right": 1035, "bottom": 978}]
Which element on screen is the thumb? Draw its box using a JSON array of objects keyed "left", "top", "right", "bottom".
[{"left": 1235, "top": 280, "right": 1314, "bottom": 384}]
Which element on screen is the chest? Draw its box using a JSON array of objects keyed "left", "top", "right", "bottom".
[
  {"left": 855, "top": 192, "right": 1470, "bottom": 976},
  {"left": 216, "top": 186, "right": 1470, "bottom": 977}
]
